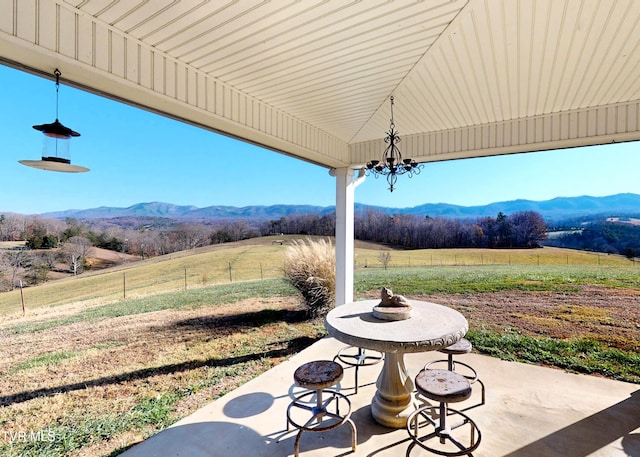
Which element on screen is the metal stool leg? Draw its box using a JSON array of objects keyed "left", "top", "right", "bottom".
[
  {"left": 407, "top": 404, "right": 481, "bottom": 456},
  {"left": 334, "top": 346, "right": 383, "bottom": 394},
  {"left": 287, "top": 389, "right": 355, "bottom": 456},
  {"left": 407, "top": 369, "right": 481, "bottom": 456}
]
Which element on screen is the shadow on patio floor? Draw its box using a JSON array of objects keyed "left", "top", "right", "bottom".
[{"left": 120, "top": 336, "right": 640, "bottom": 457}]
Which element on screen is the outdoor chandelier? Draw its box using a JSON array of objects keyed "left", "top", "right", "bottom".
[
  {"left": 365, "top": 96, "right": 422, "bottom": 192},
  {"left": 19, "top": 69, "right": 89, "bottom": 173}
]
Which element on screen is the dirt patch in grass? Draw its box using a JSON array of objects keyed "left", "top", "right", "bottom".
[{"left": 418, "top": 285, "right": 640, "bottom": 351}]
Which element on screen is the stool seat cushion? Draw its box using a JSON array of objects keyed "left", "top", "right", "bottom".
[
  {"left": 439, "top": 337, "right": 472, "bottom": 355},
  {"left": 415, "top": 369, "right": 472, "bottom": 404},
  {"left": 294, "top": 360, "right": 344, "bottom": 390}
]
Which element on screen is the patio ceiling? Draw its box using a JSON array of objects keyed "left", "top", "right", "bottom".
[{"left": 1, "top": 0, "right": 639, "bottom": 169}]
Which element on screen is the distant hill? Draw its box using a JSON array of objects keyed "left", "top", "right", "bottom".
[
  {"left": 364, "top": 193, "right": 640, "bottom": 223},
  {"left": 39, "top": 193, "right": 640, "bottom": 223},
  {"left": 42, "top": 202, "right": 332, "bottom": 221}
]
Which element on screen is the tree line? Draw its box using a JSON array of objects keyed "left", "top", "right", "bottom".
[
  {"left": 263, "top": 210, "right": 548, "bottom": 249},
  {"left": 0, "top": 213, "right": 260, "bottom": 290},
  {"left": 0, "top": 209, "right": 547, "bottom": 290},
  {"left": 546, "top": 220, "right": 640, "bottom": 258}
]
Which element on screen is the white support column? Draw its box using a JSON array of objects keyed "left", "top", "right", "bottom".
[{"left": 332, "top": 168, "right": 365, "bottom": 306}]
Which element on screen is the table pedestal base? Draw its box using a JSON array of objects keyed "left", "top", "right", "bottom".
[{"left": 370, "top": 352, "right": 415, "bottom": 428}]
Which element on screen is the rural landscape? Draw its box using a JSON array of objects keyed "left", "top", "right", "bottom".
[
  {"left": 1, "top": 195, "right": 639, "bottom": 456},
  {"left": 2, "top": 3, "right": 639, "bottom": 455}
]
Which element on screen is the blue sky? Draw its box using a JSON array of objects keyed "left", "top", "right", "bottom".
[{"left": 1, "top": 64, "right": 639, "bottom": 215}]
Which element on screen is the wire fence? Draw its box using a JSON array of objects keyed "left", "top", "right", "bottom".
[
  {"left": 356, "top": 250, "right": 637, "bottom": 269},
  {"left": 1, "top": 247, "right": 636, "bottom": 317},
  {"left": 1, "top": 259, "right": 286, "bottom": 316}
]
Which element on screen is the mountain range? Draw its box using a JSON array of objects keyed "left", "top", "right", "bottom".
[{"left": 40, "top": 193, "right": 640, "bottom": 224}]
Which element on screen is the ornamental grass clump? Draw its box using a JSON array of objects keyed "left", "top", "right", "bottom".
[{"left": 284, "top": 239, "right": 335, "bottom": 319}]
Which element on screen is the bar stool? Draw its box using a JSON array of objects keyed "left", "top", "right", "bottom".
[
  {"left": 406, "top": 369, "right": 481, "bottom": 456},
  {"left": 334, "top": 346, "right": 384, "bottom": 393},
  {"left": 286, "top": 360, "right": 357, "bottom": 457},
  {"left": 424, "top": 338, "right": 485, "bottom": 408}
]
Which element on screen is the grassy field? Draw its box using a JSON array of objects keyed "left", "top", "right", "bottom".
[
  {"left": 0, "top": 238, "right": 638, "bottom": 456},
  {"left": 0, "top": 235, "right": 633, "bottom": 318},
  {"left": 0, "top": 237, "right": 292, "bottom": 317},
  {"left": 355, "top": 263, "right": 640, "bottom": 294},
  {"left": 355, "top": 245, "right": 631, "bottom": 269}
]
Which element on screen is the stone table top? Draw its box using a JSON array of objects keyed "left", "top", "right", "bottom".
[{"left": 325, "top": 299, "right": 468, "bottom": 354}]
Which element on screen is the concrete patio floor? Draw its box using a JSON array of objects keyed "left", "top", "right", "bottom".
[{"left": 120, "top": 336, "right": 640, "bottom": 457}]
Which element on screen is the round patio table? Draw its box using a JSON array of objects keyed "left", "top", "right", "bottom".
[{"left": 324, "top": 299, "right": 468, "bottom": 428}]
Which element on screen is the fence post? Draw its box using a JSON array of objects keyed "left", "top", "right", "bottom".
[
  {"left": 123, "top": 272, "right": 126, "bottom": 299},
  {"left": 19, "top": 280, "right": 25, "bottom": 316},
  {"left": 229, "top": 263, "right": 233, "bottom": 282}
]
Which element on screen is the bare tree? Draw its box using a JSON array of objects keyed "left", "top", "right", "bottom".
[
  {"left": 63, "top": 236, "right": 93, "bottom": 275},
  {"left": 378, "top": 251, "right": 392, "bottom": 270},
  {"left": 1, "top": 248, "right": 29, "bottom": 290},
  {"left": 0, "top": 213, "right": 27, "bottom": 241},
  {"left": 43, "top": 217, "right": 67, "bottom": 245},
  {"left": 170, "top": 223, "right": 209, "bottom": 251}
]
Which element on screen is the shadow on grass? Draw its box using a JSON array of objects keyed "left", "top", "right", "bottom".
[
  {"left": 0, "top": 335, "right": 320, "bottom": 407},
  {"left": 173, "top": 308, "right": 310, "bottom": 330}
]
